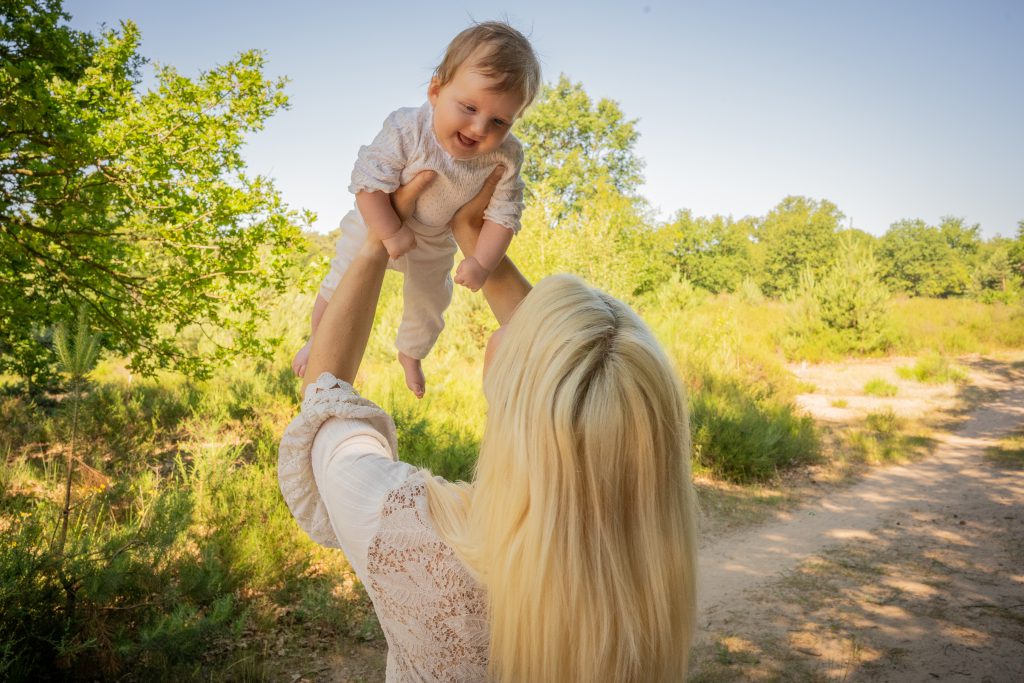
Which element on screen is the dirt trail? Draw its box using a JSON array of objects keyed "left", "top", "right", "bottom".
[{"left": 695, "top": 360, "right": 1024, "bottom": 681}]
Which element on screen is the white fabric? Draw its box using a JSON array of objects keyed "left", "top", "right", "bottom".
[
  {"left": 318, "top": 209, "right": 456, "bottom": 360},
  {"left": 278, "top": 373, "right": 489, "bottom": 681},
  {"left": 319, "top": 102, "right": 525, "bottom": 360},
  {"left": 311, "top": 417, "right": 417, "bottom": 579},
  {"left": 278, "top": 373, "right": 403, "bottom": 548},
  {"left": 349, "top": 102, "right": 525, "bottom": 234}
]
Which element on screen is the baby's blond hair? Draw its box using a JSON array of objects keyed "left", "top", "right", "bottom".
[{"left": 434, "top": 21, "right": 542, "bottom": 114}]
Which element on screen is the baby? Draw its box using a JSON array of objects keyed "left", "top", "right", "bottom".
[{"left": 293, "top": 21, "right": 541, "bottom": 397}]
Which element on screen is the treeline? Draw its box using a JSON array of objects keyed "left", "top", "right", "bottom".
[
  {"left": 515, "top": 78, "right": 1023, "bottom": 307},
  {"left": 3, "top": 0, "right": 1021, "bottom": 391},
  {"left": 667, "top": 205, "right": 1022, "bottom": 302}
]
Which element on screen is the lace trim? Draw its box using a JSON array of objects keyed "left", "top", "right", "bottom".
[
  {"left": 366, "top": 475, "right": 489, "bottom": 681},
  {"left": 277, "top": 372, "right": 399, "bottom": 548}
]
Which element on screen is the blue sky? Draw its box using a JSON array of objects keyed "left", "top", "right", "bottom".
[{"left": 65, "top": 0, "right": 1023, "bottom": 239}]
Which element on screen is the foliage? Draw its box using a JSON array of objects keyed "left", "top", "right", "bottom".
[
  {"left": 1, "top": 0, "right": 305, "bottom": 385},
  {"left": 863, "top": 378, "right": 898, "bottom": 397},
  {"left": 666, "top": 211, "right": 755, "bottom": 293},
  {"left": 843, "top": 409, "right": 934, "bottom": 464},
  {"left": 689, "top": 374, "right": 819, "bottom": 482},
  {"left": 509, "top": 178, "right": 671, "bottom": 300},
  {"left": 639, "top": 296, "right": 820, "bottom": 483},
  {"left": 755, "top": 195, "right": 842, "bottom": 296},
  {"left": 0, "top": 355, "right": 372, "bottom": 680},
  {"left": 514, "top": 74, "right": 643, "bottom": 222},
  {"left": 50, "top": 306, "right": 101, "bottom": 590},
  {"left": 2, "top": 19, "right": 1023, "bottom": 678},
  {"left": 969, "top": 236, "right": 1022, "bottom": 302},
  {"left": 784, "top": 236, "right": 893, "bottom": 357},
  {"left": 1010, "top": 221, "right": 1024, "bottom": 278},
  {"left": 896, "top": 354, "right": 968, "bottom": 384},
  {"left": 878, "top": 219, "right": 970, "bottom": 297}
]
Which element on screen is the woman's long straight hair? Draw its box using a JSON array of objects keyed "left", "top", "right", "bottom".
[{"left": 426, "top": 274, "right": 698, "bottom": 682}]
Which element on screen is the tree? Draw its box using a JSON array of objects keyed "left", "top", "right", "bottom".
[
  {"left": 878, "top": 220, "right": 969, "bottom": 297},
  {"left": 509, "top": 176, "right": 669, "bottom": 300},
  {"left": 755, "top": 196, "right": 842, "bottom": 296},
  {"left": 514, "top": 75, "right": 643, "bottom": 221},
  {"left": 1, "top": 0, "right": 304, "bottom": 383},
  {"left": 1009, "top": 220, "right": 1024, "bottom": 279},
  {"left": 786, "top": 235, "right": 892, "bottom": 355},
  {"left": 969, "top": 237, "right": 1022, "bottom": 302},
  {"left": 937, "top": 216, "right": 981, "bottom": 259},
  {"left": 666, "top": 210, "right": 755, "bottom": 293}
]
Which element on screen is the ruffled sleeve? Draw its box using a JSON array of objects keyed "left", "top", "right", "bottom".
[
  {"left": 278, "top": 372, "right": 401, "bottom": 549},
  {"left": 348, "top": 108, "right": 418, "bottom": 195},
  {"left": 482, "top": 137, "right": 526, "bottom": 234}
]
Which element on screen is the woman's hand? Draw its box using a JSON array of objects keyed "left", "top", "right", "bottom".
[
  {"left": 452, "top": 165, "right": 532, "bottom": 326},
  {"left": 391, "top": 170, "right": 437, "bottom": 223},
  {"left": 451, "top": 166, "right": 503, "bottom": 253}
]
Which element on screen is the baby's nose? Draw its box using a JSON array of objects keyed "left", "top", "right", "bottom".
[{"left": 469, "top": 119, "right": 489, "bottom": 137}]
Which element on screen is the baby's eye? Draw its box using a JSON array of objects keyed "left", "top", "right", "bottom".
[
  {"left": 462, "top": 103, "right": 477, "bottom": 113},
  {"left": 493, "top": 118, "right": 509, "bottom": 128}
]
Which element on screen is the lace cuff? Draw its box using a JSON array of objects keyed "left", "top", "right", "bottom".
[{"left": 278, "top": 372, "right": 399, "bottom": 548}]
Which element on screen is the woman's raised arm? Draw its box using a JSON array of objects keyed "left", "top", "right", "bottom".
[{"left": 451, "top": 166, "right": 532, "bottom": 326}]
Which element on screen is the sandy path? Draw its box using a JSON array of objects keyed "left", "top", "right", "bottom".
[{"left": 695, "top": 362, "right": 1024, "bottom": 680}]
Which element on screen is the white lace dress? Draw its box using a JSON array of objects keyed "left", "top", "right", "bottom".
[{"left": 278, "top": 373, "right": 488, "bottom": 681}]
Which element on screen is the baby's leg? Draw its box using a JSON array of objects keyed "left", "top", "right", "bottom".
[{"left": 394, "top": 231, "right": 456, "bottom": 398}]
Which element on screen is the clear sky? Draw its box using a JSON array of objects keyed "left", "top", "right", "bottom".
[{"left": 65, "top": 0, "right": 1023, "bottom": 239}]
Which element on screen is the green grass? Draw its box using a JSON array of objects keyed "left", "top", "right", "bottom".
[
  {"left": 896, "top": 354, "right": 968, "bottom": 384},
  {"left": 843, "top": 409, "right": 935, "bottom": 465},
  {"left": 863, "top": 378, "right": 898, "bottom": 397},
  {"left": 985, "top": 429, "right": 1024, "bottom": 469},
  {"left": 2, "top": 263, "right": 1021, "bottom": 679},
  {"left": 889, "top": 297, "right": 1024, "bottom": 355}
]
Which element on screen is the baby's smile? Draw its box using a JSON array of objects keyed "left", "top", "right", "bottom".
[{"left": 455, "top": 131, "right": 479, "bottom": 151}]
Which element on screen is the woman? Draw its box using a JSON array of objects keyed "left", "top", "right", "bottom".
[{"left": 279, "top": 168, "right": 698, "bottom": 682}]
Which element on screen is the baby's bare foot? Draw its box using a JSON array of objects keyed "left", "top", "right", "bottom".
[{"left": 397, "top": 351, "right": 425, "bottom": 399}]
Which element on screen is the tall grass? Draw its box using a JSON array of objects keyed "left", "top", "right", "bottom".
[{"left": 3, "top": 242, "right": 1022, "bottom": 678}]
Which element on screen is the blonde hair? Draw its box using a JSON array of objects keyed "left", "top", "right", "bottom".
[
  {"left": 434, "top": 21, "right": 542, "bottom": 113},
  {"left": 426, "top": 274, "right": 699, "bottom": 682}
]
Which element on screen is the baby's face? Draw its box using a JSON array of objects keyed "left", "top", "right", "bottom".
[{"left": 428, "top": 63, "right": 524, "bottom": 160}]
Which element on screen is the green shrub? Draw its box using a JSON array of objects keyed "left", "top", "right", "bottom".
[
  {"left": 782, "top": 237, "right": 895, "bottom": 358},
  {"left": 896, "top": 354, "right": 968, "bottom": 384},
  {"left": 844, "top": 409, "right": 934, "bottom": 464},
  {"left": 863, "top": 378, "right": 898, "bottom": 397},
  {"left": 690, "top": 373, "right": 819, "bottom": 482}
]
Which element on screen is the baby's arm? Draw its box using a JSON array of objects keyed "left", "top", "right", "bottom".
[
  {"left": 356, "top": 191, "right": 416, "bottom": 259},
  {"left": 454, "top": 219, "right": 513, "bottom": 291}
]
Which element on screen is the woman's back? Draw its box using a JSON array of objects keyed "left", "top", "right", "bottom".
[
  {"left": 426, "top": 274, "right": 699, "bottom": 682},
  {"left": 366, "top": 474, "right": 488, "bottom": 681}
]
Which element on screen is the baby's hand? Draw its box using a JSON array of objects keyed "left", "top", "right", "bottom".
[
  {"left": 454, "top": 257, "right": 490, "bottom": 292},
  {"left": 382, "top": 225, "right": 417, "bottom": 259},
  {"left": 292, "top": 339, "right": 312, "bottom": 377}
]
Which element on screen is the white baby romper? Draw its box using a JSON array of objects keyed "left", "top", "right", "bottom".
[{"left": 319, "top": 102, "right": 525, "bottom": 360}]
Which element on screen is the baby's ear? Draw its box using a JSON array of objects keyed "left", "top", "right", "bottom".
[{"left": 427, "top": 77, "right": 441, "bottom": 105}]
